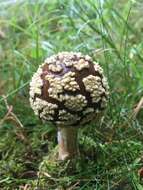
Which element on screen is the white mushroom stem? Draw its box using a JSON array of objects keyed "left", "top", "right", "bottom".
[{"left": 57, "top": 127, "right": 79, "bottom": 160}]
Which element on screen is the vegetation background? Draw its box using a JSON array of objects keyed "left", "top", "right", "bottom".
[{"left": 0, "top": 0, "right": 143, "bottom": 189}]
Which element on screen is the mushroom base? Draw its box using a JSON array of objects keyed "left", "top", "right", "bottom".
[{"left": 57, "top": 127, "right": 79, "bottom": 160}]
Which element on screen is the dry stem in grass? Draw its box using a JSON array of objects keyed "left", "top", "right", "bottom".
[
  {"left": 19, "top": 184, "right": 32, "bottom": 190},
  {"left": 0, "top": 29, "right": 6, "bottom": 39},
  {"left": 0, "top": 95, "right": 28, "bottom": 144},
  {"left": 133, "top": 97, "right": 143, "bottom": 119}
]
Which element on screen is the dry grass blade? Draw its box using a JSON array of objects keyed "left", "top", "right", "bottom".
[
  {"left": 19, "top": 184, "right": 32, "bottom": 190},
  {"left": 2, "top": 95, "right": 24, "bottom": 128},
  {"left": 0, "top": 95, "right": 29, "bottom": 143},
  {"left": 0, "top": 29, "right": 6, "bottom": 39},
  {"left": 133, "top": 97, "right": 143, "bottom": 119},
  {"left": 0, "top": 105, "right": 13, "bottom": 127},
  {"left": 67, "top": 181, "right": 80, "bottom": 190}
]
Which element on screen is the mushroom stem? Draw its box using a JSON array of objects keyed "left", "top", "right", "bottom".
[{"left": 57, "top": 127, "right": 79, "bottom": 160}]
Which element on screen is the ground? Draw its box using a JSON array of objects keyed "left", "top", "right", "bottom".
[{"left": 0, "top": 0, "right": 143, "bottom": 189}]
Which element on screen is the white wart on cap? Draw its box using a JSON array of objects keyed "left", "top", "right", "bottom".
[{"left": 29, "top": 52, "right": 109, "bottom": 126}]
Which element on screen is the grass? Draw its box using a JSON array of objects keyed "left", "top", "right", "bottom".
[{"left": 0, "top": 0, "right": 143, "bottom": 189}]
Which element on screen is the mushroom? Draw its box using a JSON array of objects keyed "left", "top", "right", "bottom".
[{"left": 29, "top": 52, "right": 109, "bottom": 160}]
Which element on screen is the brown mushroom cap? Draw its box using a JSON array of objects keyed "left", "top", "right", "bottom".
[{"left": 29, "top": 52, "right": 109, "bottom": 127}]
